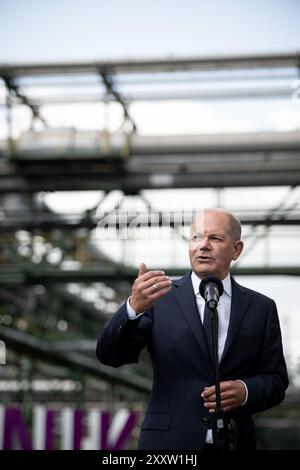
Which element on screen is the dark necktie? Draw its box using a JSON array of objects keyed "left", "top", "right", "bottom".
[{"left": 203, "top": 304, "right": 218, "bottom": 364}]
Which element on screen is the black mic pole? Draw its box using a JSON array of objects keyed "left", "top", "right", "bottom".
[
  {"left": 200, "top": 276, "right": 235, "bottom": 450},
  {"left": 207, "top": 303, "right": 227, "bottom": 450}
]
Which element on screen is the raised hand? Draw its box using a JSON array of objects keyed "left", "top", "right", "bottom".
[{"left": 130, "top": 262, "right": 172, "bottom": 314}]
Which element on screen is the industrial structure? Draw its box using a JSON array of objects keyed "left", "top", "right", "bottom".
[{"left": 0, "top": 52, "right": 300, "bottom": 449}]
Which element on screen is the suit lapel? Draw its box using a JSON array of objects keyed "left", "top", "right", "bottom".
[
  {"left": 220, "top": 276, "right": 251, "bottom": 364},
  {"left": 171, "top": 272, "right": 212, "bottom": 369}
]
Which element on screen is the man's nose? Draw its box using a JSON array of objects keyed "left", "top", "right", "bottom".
[{"left": 198, "top": 237, "right": 210, "bottom": 250}]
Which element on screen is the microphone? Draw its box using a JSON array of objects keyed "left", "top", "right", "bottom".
[{"left": 199, "top": 275, "right": 224, "bottom": 310}]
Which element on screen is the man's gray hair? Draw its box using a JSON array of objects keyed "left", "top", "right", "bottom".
[
  {"left": 191, "top": 208, "right": 242, "bottom": 241},
  {"left": 228, "top": 212, "right": 242, "bottom": 241}
]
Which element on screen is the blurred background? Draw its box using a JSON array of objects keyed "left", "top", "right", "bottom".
[{"left": 0, "top": 0, "right": 300, "bottom": 450}]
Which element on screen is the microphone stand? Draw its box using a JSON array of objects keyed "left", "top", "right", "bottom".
[{"left": 207, "top": 305, "right": 236, "bottom": 450}]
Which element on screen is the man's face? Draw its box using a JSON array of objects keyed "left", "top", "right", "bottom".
[{"left": 189, "top": 211, "right": 243, "bottom": 280}]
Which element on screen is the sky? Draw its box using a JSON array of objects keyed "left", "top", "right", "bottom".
[
  {"left": 1, "top": 0, "right": 300, "bottom": 138},
  {"left": 1, "top": 0, "right": 300, "bottom": 376},
  {"left": 0, "top": 0, "right": 300, "bottom": 61}
]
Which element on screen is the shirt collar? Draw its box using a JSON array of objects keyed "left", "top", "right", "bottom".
[{"left": 191, "top": 271, "right": 232, "bottom": 298}]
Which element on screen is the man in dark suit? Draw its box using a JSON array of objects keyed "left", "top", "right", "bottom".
[{"left": 96, "top": 208, "right": 288, "bottom": 450}]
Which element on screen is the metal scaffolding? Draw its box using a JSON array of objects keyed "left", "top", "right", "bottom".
[{"left": 0, "top": 53, "right": 300, "bottom": 405}]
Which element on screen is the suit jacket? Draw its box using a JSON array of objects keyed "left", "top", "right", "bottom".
[{"left": 96, "top": 273, "right": 289, "bottom": 450}]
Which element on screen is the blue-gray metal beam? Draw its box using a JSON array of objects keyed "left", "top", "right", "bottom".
[
  {"left": 0, "top": 325, "right": 151, "bottom": 393},
  {"left": 0, "top": 52, "right": 299, "bottom": 76},
  {"left": 1, "top": 211, "right": 300, "bottom": 233},
  {"left": 1, "top": 266, "right": 300, "bottom": 284}
]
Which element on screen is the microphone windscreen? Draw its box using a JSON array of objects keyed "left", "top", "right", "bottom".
[{"left": 199, "top": 275, "right": 224, "bottom": 299}]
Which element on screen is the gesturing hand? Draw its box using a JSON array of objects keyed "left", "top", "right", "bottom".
[
  {"left": 201, "top": 380, "right": 246, "bottom": 413},
  {"left": 130, "top": 263, "right": 172, "bottom": 315}
]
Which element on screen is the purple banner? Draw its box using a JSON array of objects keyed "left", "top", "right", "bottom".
[{"left": 0, "top": 406, "right": 139, "bottom": 450}]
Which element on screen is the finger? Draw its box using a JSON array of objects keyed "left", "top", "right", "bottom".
[
  {"left": 143, "top": 275, "right": 171, "bottom": 290},
  {"left": 143, "top": 275, "right": 170, "bottom": 288},
  {"left": 145, "top": 280, "right": 172, "bottom": 295},
  {"left": 204, "top": 401, "right": 216, "bottom": 412},
  {"left": 204, "top": 398, "right": 233, "bottom": 410},
  {"left": 203, "top": 394, "right": 216, "bottom": 402},
  {"left": 220, "top": 399, "right": 234, "bottom": 408},
  {"left": 201, "top": 386, "right": 216, "bottom": 399},
  {"left": 138, "top": 262, "right": 148, "bottom": 277},
  {"left": 139, "top": 270, "right": 166, "bottom": 282},
  {"left": 203, "top": 401, "right": 216, "bottom": 409},
  {"left": 220, "top": 381, "right": 233, "bottom": 391},
  {"left": 201, "top": 381, "right": 232, "bottom": 398},
  {"left": 203, "top": 389, "right": 235, "bottom": 403},
  {"left": 222, "top": 405, "right": 236, "bottom": 413},
  {"left": 148, "top": 285, "right": 172, "bottom": 301},
  {"left": 222, "top": 390, "right": 235, "bottom": 400}
]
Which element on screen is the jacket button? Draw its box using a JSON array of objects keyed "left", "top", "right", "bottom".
[{"left": 202, "top": 418, "right": 209, "bottom": 424}]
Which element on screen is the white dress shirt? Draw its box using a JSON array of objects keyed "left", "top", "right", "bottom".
[{"left": 191, "top": 271, "right": 231, "bottom": 363}]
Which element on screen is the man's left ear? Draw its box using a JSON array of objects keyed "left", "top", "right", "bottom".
[{"left": 233, "top": 240, "right": 244, "bottom": 260}]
